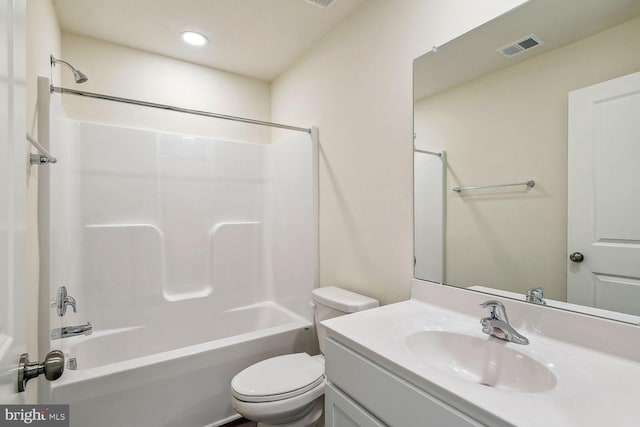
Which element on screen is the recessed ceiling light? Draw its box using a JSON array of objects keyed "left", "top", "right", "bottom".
[{"left": 180, "top": 31, "right": 208, "bottom": 46}]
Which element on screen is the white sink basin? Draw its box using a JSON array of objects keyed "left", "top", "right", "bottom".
[{"left": 406, "top": 331, "right": 557, "bottom": 393}]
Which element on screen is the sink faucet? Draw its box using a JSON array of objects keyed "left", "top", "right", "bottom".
[
  {"left": 480, "top": 301, "right": 529, "bottom": 345},
  {"left": 526, "top": 287, "right": 546, "bottom": 305},
  {"left": 51, "top": 321, "right": 92, "bottom": 340}
]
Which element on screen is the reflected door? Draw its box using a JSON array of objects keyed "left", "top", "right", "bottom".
[{"left": 567, "top": 71, "right": 640, "bottom": 315}]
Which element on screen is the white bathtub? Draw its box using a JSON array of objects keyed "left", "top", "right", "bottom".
[{"left": 48, "top": 302, "right": 313, "bottom": 427}]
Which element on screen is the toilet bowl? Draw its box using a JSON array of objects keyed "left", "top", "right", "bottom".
[
  {"left": 231, "top": 353, "right": 325, "bottom": 426},
  {"left": 230, "top": 287, "right": 379, "bottom": 426}
]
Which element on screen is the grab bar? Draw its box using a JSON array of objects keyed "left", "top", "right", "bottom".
[
  {"left": 26, "top": 133, "right": 57, "bottom": 165},
  {"left": 453, "top": 180, "right": 535, "bottom": 193}
]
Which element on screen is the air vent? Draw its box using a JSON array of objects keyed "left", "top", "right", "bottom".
[
  {"left": 305, "top": 0, "right": 337, "bottom": 8},
  {"left": 497, "top": 34, "right": 545, "bottom": 57}
]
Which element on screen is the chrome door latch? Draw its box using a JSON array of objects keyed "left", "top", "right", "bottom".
[{"left": 18, "top": 350, "right": 65, "bottom": 392}]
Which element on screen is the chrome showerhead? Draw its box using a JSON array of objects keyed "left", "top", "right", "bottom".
[
  {"left": 50, "top": 55, "right": 88, "bottom": 83},
  {"left": 71, "top": 69, "right": 88, "bottom": 84}
]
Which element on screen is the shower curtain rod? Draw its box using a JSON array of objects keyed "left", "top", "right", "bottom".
[{"left": 50, "top": 85, "right": 312, "bottom": 134}]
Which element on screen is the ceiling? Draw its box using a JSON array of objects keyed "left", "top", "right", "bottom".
[
  {"left": 53, "top": 0, "right": 367, "bottom": 81},
  {"left": 414, "top": 0, "right": 640, "bottom": 101}
]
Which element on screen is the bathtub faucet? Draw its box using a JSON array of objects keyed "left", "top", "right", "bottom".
[
  {"left": 51, "top": 321, "right": 92, "bottom": 340},
  {"left": 53, "top": 286, "right": 77, "bottom": 317}
]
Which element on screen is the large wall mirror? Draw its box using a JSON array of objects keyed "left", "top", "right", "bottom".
[{"left": 413, "top": 0, "right": 640, "bottom": 323}]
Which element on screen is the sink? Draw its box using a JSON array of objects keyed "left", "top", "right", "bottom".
[{"left": 406, "top": 331, "right": 556, "bottom": 393}]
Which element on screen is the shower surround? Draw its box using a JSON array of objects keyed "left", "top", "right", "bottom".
[{"left": 41, "top": 118, "right": 317, "bottom": 427}]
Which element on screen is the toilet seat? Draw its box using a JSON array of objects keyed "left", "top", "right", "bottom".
[{"left": 231, "top": 353, "right": 325, "bottom": 403}]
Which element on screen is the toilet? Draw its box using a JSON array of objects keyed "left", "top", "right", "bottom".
[{"left": 230, "top": 286, "right": 379, "bottom": 426}]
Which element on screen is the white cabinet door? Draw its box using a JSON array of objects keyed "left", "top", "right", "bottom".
[
  {"left": 567, "top": 71, "right": 640, "bottom": 315},
  {"left": 325, "top": 383, "right": 386, "bottom": 427},
  {"left": 0, "top": 0, "right": 26, "bottom": 403}
]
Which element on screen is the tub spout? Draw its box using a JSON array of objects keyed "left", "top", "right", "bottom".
[{"left": 51, "top": 321, "right": 92, "bottom": 340}]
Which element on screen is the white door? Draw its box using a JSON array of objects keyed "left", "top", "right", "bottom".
[
  {"left": 0, "top": 0, "right": 26, "bottom": 403},
  {"left": 567, "top": 71, "right": 640, "bottom": 316}
]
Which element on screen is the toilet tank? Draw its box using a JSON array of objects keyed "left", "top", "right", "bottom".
[{"left": 311, "top": 286, "right": 379, "bottom": 354}]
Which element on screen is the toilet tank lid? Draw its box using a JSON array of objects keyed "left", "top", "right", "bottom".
[{"left": 311, "top": 286, "right": 379, "bottom": 313}]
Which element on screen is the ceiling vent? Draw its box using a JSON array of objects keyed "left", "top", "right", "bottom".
[
  {"left": 305, "top": 0, "right": 337, "bottom": 8},
  {"left": 497, "top": 34, "right": 545, "bottom": 57}
]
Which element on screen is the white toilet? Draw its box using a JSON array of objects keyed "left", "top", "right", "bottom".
[{"left": 230, "top": 286, "right": 379, "bottom": 426}]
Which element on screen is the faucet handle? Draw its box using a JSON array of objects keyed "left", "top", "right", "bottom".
[
  {"left": 64, "top": 296, "right": 77, "bottom": 313},
  {"left": 479, "top": 300, "right": 509, "bottom": 322}
]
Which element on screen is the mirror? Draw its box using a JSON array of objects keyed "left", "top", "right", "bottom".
[{"left": 413, "top": 0, "right": 640, "bottom": 323}]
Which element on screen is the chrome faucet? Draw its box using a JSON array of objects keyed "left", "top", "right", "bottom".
[
  {"left": 51, "top": 322, "right": 92, "bottom": 340},
  {"left": 480, "top": 300, "right": 529, "bottom": 345},
  {"left": 526, "top": 287, "right": 546, "bottom": 305},
  {"left": 52, "top": 286, "right": 77, "bottom": 317}
]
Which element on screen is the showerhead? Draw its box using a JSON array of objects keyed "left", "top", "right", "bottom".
[
  {"left": 50, "top": 55, "right": 88, "bottom": 84},
  {"left": 71, "top": 69, "right": 88, "bottom": 84}
]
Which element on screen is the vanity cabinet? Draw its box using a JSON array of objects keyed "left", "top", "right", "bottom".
[{"left": 324, "top": 338, "right": 482, "bottom": 427}]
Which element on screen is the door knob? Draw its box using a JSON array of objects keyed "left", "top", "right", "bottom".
[
  {"left": 569, "top": 252, "right": 584, "bottom": 263},
  {"left": 18, "top": 350, "right": 65, "bottom": 392}
]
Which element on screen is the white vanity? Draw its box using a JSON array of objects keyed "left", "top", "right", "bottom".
[{"left": 322, "top": 280, "right": 640, "bottom": 427}]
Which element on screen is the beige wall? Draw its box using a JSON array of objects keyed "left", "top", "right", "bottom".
[
  {"left": 414, "top": 17, "right": 640, "bottom": 300},
  {"left": 25, "top": 0, "right": 61, "bottom": 403},
  {"left": 59, "top": 33, "right": 271, "bottom": 144},
  {"left": 271, "top": 0, "right": 526, "bottom": 304}
]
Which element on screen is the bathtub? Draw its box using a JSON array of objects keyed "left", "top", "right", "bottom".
[{"left": 47, "top": 302, "right": 314, "bottom": 427}]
